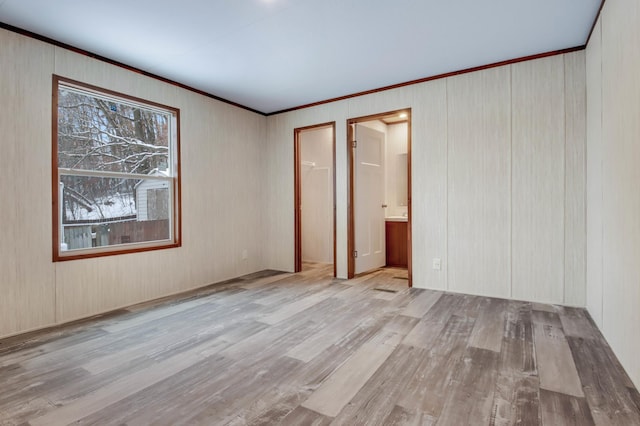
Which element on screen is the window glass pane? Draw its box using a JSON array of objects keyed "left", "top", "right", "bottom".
[
  {"left": 59, "top": 175, "right": 171, "bottom": 251},
  {"left": 57, "top": 87, "right": 170, "bottom": 175}
]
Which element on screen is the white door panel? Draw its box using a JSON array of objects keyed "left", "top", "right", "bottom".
[{"left": 355, "top": 124, "right": 385, "bottom": 274}]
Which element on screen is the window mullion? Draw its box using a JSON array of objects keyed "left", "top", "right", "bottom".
[{"left": 58, "top": 168, "right": 173, "bottom": 181}]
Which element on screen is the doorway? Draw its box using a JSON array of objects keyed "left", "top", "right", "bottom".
[
  {"left": 347, "top": 110, "right": 411, "bottom": 286},
  {"left": 294, "top": 122, "right": 336, "bottom": 276}
]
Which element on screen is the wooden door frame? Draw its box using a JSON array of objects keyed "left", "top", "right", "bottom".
[
  {"left": 294, "top": 122, "right": 337, "bottom": 276},
  {"left": 347, "top": 109, "right": 412, "bottom": 286}
]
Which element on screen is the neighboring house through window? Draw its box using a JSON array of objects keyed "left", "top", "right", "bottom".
[{"left": 53, "top": 76, "right": 181, "bottom": 260}]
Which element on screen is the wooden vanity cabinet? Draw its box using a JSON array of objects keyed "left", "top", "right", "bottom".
[{"left": 385, "top": 220, "right": 408, "bottom": 268}]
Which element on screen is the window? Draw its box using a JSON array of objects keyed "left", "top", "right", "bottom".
[{"left": 53, "top": 76, "right": 180, "bottom": 260}]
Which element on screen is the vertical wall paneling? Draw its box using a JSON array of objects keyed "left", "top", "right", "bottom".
[
  {"left": 411, "top": 80, "right": 448, "bottom": 290},
  {"left": 599, "top": 0, "right": 640, "bottom": 389},
  {"left": 332, "top": 106, "right": 350, "bottom": 279},
  {"left": 586, "top": 19, "right": 603, "bottom": 327},
  {"left": 0, "top": 27, "right": 269, "bottom": 335},
  {"left": 265, "top": 113, "right": 295, "bottom": 272},
  {"left": 266, "top": 102, "right": 348, "bottom": 276},
  {"left": 446, "top": 66, "right": 511, "bottom": 298},
  {"left": 511, "top": 55, "right": 566, "bottom": 304},
  {"left": 0, "top": 30, "right": 56, "bottom": 337},
  {"left": 564, "top": 51, "right": 587, "bottom": 306},
  {"left": 265, "top": 51, "right": 585, "bottom": 301},
  {"left": 346, "top": 85, "right": 416, "bottom": 123}
]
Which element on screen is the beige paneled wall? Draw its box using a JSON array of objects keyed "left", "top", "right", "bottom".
[
  {"left": 0, "top": 28, "right": 268, "bottom": 337},
  {"left": 511, "top": 55, "right": 566, "bottom": 303},
  {"left": 266, "top": 52, "right": 586, "bottom": 307},
  {"left": 446, "top": 67, "right": 511, "bottom": 299},
  {"left": 0, "top": 31, "right": 56, "bottom": 336},
  {"left": 266, "top": 102, "right": 350, "bottom": 276},
  {"left": 410, "top": 80, "right": 449, "bottom": 291},
  {"left": 586, "top": 19, "right": 603, "bottom": 327},
  {"left": 586, "top": 0, "right": 640, "bottom": 389},
  {"left": 564, "top": 51, "right": 587, "bottom": 307}
]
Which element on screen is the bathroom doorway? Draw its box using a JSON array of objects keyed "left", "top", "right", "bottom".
[
  {"left": 347, "top": 110, "right": 411, "bottom": 286},
  {"left": 294, "top": 122, "right": 336, "bottom": 276}
]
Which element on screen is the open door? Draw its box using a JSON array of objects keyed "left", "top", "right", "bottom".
[
  {"left": 347, "top": 109, "right": 412, "bottom": 286},
  {"left": 354, "top": 124, "right": 386, "bottom": 274}
]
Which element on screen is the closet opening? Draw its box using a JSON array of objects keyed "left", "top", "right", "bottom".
[{"left": 294, "top": 122, "right": 336, "bottom": 276}]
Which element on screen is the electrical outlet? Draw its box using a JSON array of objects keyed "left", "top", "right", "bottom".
[
  {"left": 242, "top": 249, "right": 248, "bottom": 260},
  {"left": 432, "top": 258, "right": 441, "bottom": 270}
]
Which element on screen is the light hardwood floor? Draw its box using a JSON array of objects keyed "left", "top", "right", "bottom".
[{"left": 1, "top": 263, "right": 639, "bottom": 425}]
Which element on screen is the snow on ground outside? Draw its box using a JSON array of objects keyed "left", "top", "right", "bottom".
[{"left": 65, "top": 193, "right": 136, "bottom": 221}]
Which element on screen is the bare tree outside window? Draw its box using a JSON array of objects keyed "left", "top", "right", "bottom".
[{"left": 53, "top": 76, "right": 181, "bottom": 260}]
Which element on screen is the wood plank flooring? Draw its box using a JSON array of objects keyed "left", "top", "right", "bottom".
[{"left": 1, "top": 263, "right": 639, "bottom": 425}]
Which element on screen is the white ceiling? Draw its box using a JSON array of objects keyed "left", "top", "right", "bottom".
[{"left": 0, "top": 0, "right": 601, "bottom": 114}]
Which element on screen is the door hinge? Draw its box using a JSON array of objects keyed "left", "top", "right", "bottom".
[
  {"left": 352, "top": 140, "right": 357, "bottom": 148},
  {"left": 353, "top": 250, "right": 358, "bottom": 258}
]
